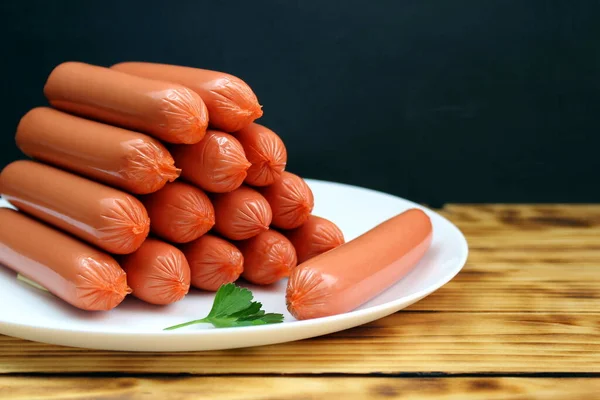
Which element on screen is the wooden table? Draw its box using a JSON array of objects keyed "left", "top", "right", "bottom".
[{"left": 1, "top": 205, "right": 598, "bottom": 399}]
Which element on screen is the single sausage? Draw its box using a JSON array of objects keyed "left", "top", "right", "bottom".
[
  {"left": 120, "top": 239, "right": 190, "bottom": 305},
  {"left": 181, "top": 234, "right": 244, "bottom": 291},
  {"left": 171, "top": 130, "right": 251, "bottom": 193},
  {"left": 0, "top": 209, "right": 130, "bottom": 311},
  {"left": 141, "top": 181, "right": 215, "bottom": 243},
  {"left": 238, "top": 230, "right": 297, "bottom": 285},
  {"left": 283, "top": 215, "right": 345, "bottom": 263},
  {"left": 0, "top": 161, "right": 150, "bottom": 254},
  {"left": 16, "top": 107, "right": 180, "bottom": 195},
  {"left": 44, "top": 62, "right": 208, "bottom": 144},
  {"left": 111, "top": 62, "right": 262, "bottom": 132},
  {"left": 259, "top": 172, "right": 314, "bottom": 229},
  {"left": 211, "top": 186, "right": 272, "bottom": 240},
  {"left": 287, "top": 208, "right": 433, "bottom": 320},
  {"left": 235, "top": 123, "right": 287, "bottom": 186}
]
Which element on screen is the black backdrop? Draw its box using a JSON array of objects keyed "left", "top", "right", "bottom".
[{"left": 1, "top": 1, "right": 598, "bottom": 206}]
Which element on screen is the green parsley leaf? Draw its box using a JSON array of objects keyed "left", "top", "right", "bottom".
[{"left": 163, "top": 283, "right": 284, "bottom": 330}]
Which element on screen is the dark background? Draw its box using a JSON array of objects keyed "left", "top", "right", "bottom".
[{"left": 1, "top": 0, "right": 598, "bottom": 206}]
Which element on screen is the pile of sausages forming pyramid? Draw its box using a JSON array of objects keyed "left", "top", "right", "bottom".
[{"left": 0, "top": 62, "right": 344, "bottom": 311}]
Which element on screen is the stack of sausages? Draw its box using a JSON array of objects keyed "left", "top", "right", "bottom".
[{"left": 0, "top": 62, "right": 345, "bottom": 311}]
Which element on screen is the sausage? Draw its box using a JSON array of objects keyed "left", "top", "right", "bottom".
[
  {"left": 259, "top": 172, "right": 314, "bottom": 229},
  {"left": 0, "top": 161, "right": 149, "bottom": 254},
  {"left": 287, "top": 209, "right": 433, "bottom": 320},
  {"left": 44, "top": 62, "right": 208, "bottom": 144},
  {"left": 111, "top": 62, "right": 262, "bottom": 132},
  {"left": 238, "top": 230, "right": 297, "bottom": 285},
  {"left": 235, "top": 123, "right": 287, "bottom": 186},
  {"left": 120, "top": 239, "right": 190, "bottom": 305},
  {"left": 211, "top": 186, "right": 272, "bottom": 240},
  {"left": 181, "top": 234, "right": 244, "bottom": 291},
  {"left": 16, "top": 107, "right": 180, "bottom": 195},
  {"left": 0, "top": 209, "right": 130, "bottom": 311},
  {"left": 171, "top": 130, "right": 251, "bottom": 193},
  {"left": 283, "top": 215, "right": 345, "bottom": 263},
  {"left": 141, "top": 181, "right": 215, "bottom": 243}
]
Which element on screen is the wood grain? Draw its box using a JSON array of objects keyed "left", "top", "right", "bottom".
[
  {"left": 441, "top": 204, "right": 600, "bottom": 231},
  {"left": 412, "top": 204, "right": 600, "bottom": 312},
  {"left": 1, "top": 377, "right": 600, "bottom": 400},
  {"left": 1, "top": 312, "right": 598, "bottom": 374},
  {"left": 408, "top": 263, "right": 599, "bottom": 312},
  {"left": 0, "top": 205, "right": 598, "bottom": 381},
  {"left": 441, "top": 205, "right": 600, "bottom": 266}
]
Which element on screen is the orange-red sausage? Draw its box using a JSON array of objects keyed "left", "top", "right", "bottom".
[
  {"left": 0, "top": 209, "right": 130, "bottom": 311},
  {"left": 235, "top": 123, "right": 287, "bottom": 186},
  {"left": 287, "top": 209, "right": 433, "bottom": 320},
  {"left": 44, "top": 62, "right": 208, "bottom": 144},
  {"left": 120, "top": 239, "right": 190, "bottom": 305},
  {"left": 283, "top": 215, "right": 345, "bottom": 263},
  {"left": 141, "top": 181, "right": 215, "bottom": 243},
  {"left": 181, "top": 234, "right": 244, "bottom": 291},
  {"left": 111, "top": 62, "right": 262, "bottom": 132},
  {"left": 211, "top": 186, "right": 272, "bottom": 240},
  {"left": 0, "top": 161, "right": 149, "bottom": 254},
  {"left": 16, "top": 107, "right": 180, "bottom": 195},
  {"left": 259, "top": 172, "right": 314, "bottom": 229},
  {"left": 238, "top": 230, "right": 297, "bottom": 285},
  {"left": 171, "top": 130, "right": 251, "bottom": 193}
]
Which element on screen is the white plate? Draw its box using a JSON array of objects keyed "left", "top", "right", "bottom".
[{"left": 0, "top": 180, "right": 468, "bottom": 352}]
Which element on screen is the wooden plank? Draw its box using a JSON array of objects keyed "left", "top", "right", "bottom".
[
  {"left": 439, "top": 204, "right": 600, "bottom": 267},
  {"left": 0, "top": 312, "right": 598, "bottom": 374},
  {"left": 0, "top": 205, "right": 597, "bottom": 376},
  {"left": 1, "top": 377, "right": 600, "bottom": 400},
  {"left": 440, "top": 204, "right": 600, "bottom": 232},
  {"left": 403, "top": 204, "right": 600, "bottom": 312},
  {"left": 408, "top": 264, "right": 600, "bottom": 312}
]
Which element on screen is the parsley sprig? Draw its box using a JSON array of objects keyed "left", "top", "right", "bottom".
[{"left": 164, "top": 283, "right": 284, "bottom": 330}]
